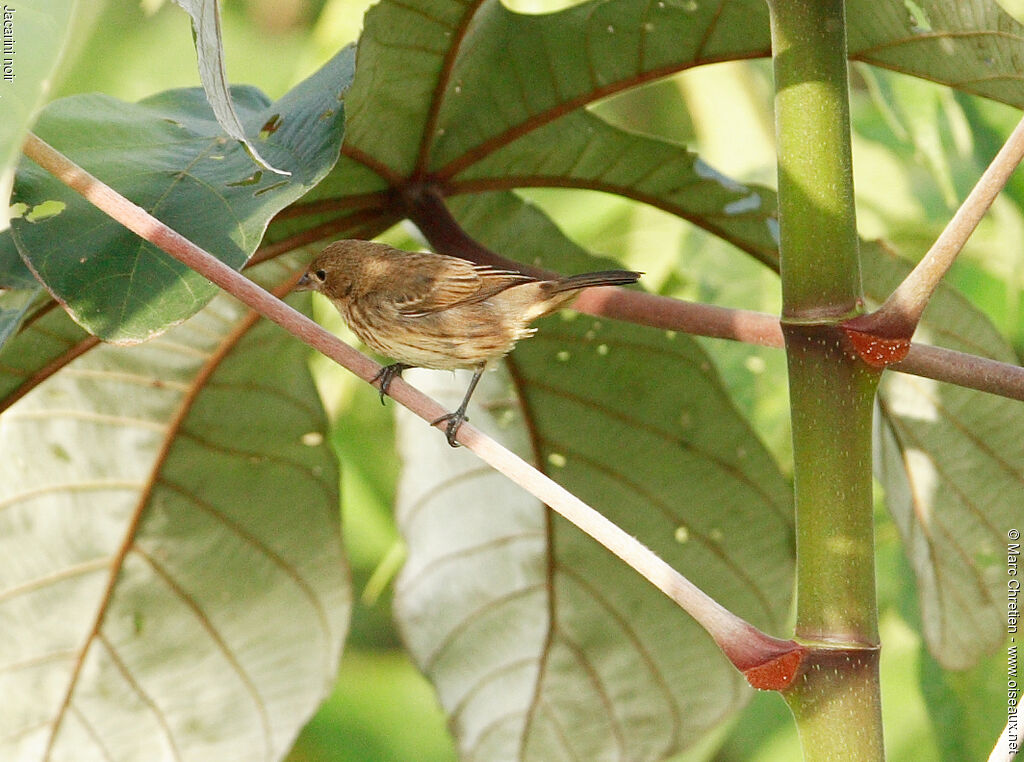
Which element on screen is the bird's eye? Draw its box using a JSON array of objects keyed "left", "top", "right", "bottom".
[{"left": 314, "top": 269, "right": 327, "bottom": 282}]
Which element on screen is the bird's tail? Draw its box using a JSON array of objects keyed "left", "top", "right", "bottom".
[{"left": 546, "top": 270, "right": 642, "bottom": 294}]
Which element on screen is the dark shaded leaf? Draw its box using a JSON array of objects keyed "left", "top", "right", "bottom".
[{"left": 9, "top": 45, "right": 353, "bottom": 343}]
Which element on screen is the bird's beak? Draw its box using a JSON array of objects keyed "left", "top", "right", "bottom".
[{"left": 294, "top": 273, "right": 315, "bottom": 292}]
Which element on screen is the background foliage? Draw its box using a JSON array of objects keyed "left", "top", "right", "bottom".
[{"left": 3, "top": 0, "right": 1024, "bottom": 760}]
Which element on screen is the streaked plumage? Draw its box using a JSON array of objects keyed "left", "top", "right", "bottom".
[{"left": 297, "top": 239, "right": 641, "bottom": 445}]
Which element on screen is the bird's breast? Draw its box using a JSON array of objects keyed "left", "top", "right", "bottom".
[{"left": 342, "top": 298, "right": 530, "bottom": 370}]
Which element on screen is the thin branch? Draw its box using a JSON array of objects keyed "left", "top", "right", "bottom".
[
  {"left": 20, "top": 131, "right": 796, "bottom": 677},
  {"left": 851, "top": 113, "right": 1024, "bottom": 338},
  {"left": 894, "top": 344, "right": 1024, "bottom": 402},
  {"left": 403, "top": 184, "right": 1024, "bottom": 401}
]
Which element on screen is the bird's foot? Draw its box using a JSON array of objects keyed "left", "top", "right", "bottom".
[
  {"left": 430, "top": 366, "right": 484, "bottom": 447},
  {"left": 430, "top": 409, "right": 468, "bottom": 448},
  {"left": 371, "top": 363, "right": 410, "bottom": 405}
]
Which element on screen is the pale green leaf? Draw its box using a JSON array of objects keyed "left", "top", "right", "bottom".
[
  {"left": 866, "top": 244, "right": 1023, "bottom": 670},
  {"left": 0, "top": 0, "right": 102, "bottom": 231},
  {"left": 0, "top": 258, "right": 349, "bottom": 761}
]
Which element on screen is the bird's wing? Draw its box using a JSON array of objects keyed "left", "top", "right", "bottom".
[{"left": 394, "top": 256, "right": 534, "bottom": 316}]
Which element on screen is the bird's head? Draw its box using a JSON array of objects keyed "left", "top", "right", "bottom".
[{"left": 296, "top": 240, "right": 364, "bottom": 301}]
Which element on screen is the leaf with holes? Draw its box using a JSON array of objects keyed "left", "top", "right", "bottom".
[
  {"left": 0, "top": 257, "right": 349, "bottom": 761},
  {"left": 8, "top": 44, "right": 352, "bottom": 344},
  {"left": 285, "top": 0, "right": 1024, "bottom": 268}
]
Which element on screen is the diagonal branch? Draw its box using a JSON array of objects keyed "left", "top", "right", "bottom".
[
  {"left": 20, "top": 131, "right": 800, "bottom": 685},
  {"left": 848, "top": 113, "right": 1024, "bottom": 339},
  {"left": 403, "top": 183, "right": 1024, "bottom": 401}
]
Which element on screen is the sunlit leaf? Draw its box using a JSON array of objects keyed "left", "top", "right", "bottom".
[
  {"left": 0, "top": 258, "right": 349, "bottom": 760},
  {"left": 848, "top": 0, "right": 1024, "bottom": 108}
]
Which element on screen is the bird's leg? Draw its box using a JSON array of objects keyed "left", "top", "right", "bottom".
[
  {"left": 371, "top": 363, "right": 411, "bottom": 404},
  {"left": 431, "top": 366, "right": 485, "bottom": 447}
]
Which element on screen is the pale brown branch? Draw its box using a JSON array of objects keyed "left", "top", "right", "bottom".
[
  {"left": 853, "top": 113, "right": 1024, "bottom": 338},
  {"left": 401, "top": 185, "right": 1024, "bottom": 400},
  {"left": 987, "top": 719, "right": 1018, "bottom": 762},
  {"left": 20, "top": 132, "right": 790, "bottom": 674}
]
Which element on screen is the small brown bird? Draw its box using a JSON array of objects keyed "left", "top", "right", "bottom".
[{"left": 297, "top": 239, "right": 641, "bottom": 446}]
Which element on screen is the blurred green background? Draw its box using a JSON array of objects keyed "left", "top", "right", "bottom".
[{"left": 49, "top": 1, "right": 1023, "bottom": 759}]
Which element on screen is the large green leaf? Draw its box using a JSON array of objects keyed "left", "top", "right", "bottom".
[
  {"left": 387, "top": 193, "right": 793, "bottom": 759},
  {"left": 0, "top": 258, "right": 349, "bottom": 761},
  {"left": 847, "top": 0, "right": 1024, "bottom": 108},
  {"left": 452, "top": 108, "right": 780, "bottom": 265},
  {"left": 867, "top": 246, "right": 1023, "bottom": 670},
  {"left": 8, "top": 44, "right": 353, "bottom": 344},
  {"left": 343, "top": 0, "right": 1024, "bottom": 182},
  {"left": 285, "top": 0, "right": 1024, "bottom": 274},
  {"left": 343, "top": 0, "right": 772, "bottom": 178}
]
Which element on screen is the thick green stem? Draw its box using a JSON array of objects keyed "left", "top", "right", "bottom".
[
  {"left": 785, "top": 327, "right": 879, "bottom": 644},
  {"left": 771, "top": 0, "right": 861, "bottom": 318},
  {"left": 786, "top": 646, "right": 883, "bottom": 761},
  {"left": 768, "top": 0, "right": 884, "bottom": 759}
]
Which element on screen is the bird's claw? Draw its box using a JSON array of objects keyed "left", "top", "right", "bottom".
[
  {"left": 371, "top": 363, "right": 409, "bottom": 405},
  {"left": 431, "top": 411, "right": 468, "bottom": 447}
]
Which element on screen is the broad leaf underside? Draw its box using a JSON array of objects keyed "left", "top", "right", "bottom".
[
  {"left": 0, "top": 258, "right": 349, "bottom": 761},
  {"left": 866, "top": 247, "right": 1023, "bottom": 670}
]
